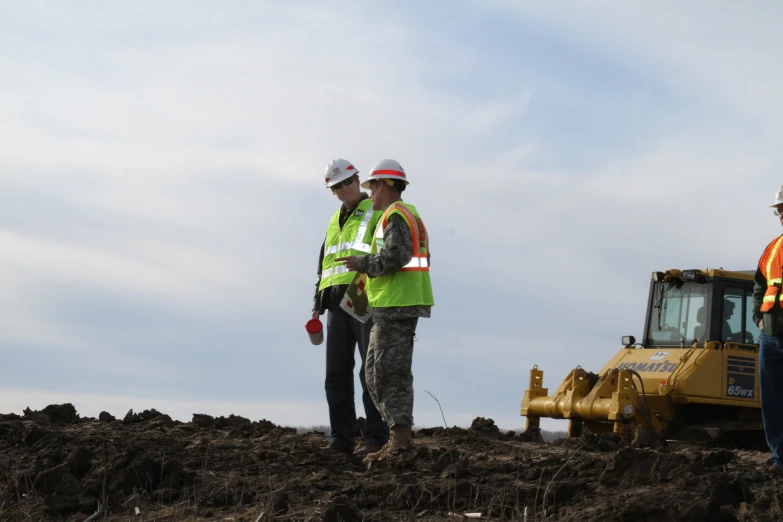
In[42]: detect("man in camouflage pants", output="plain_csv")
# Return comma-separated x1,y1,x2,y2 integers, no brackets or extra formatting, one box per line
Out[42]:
336,159,434,464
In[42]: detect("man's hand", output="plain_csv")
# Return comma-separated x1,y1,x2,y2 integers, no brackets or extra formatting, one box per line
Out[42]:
312,310,319,320
759,319,765,330
335,256,358,271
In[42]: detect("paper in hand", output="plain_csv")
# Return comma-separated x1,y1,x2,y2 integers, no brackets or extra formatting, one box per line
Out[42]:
340,272,373,323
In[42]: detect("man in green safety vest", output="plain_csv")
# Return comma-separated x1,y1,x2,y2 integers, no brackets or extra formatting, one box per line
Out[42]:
312,158,389,457
336,159,434,464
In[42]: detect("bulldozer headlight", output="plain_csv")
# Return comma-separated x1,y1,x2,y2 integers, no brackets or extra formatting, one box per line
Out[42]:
622,335,636,347
622,404,635,418
682,269,705,282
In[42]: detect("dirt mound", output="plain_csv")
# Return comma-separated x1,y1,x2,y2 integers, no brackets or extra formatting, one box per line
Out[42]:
18,403,79,425
0,405,781,521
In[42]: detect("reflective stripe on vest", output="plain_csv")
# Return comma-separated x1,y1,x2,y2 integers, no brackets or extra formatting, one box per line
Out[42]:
324,209,375,255
760,235,783,312
402,257,429,270
321,264,351,278
324,241,372,255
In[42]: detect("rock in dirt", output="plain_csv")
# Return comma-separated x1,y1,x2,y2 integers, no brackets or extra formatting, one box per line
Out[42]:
123,408,165,424
25,412,51,424
192,413,215,428
702,449,735,467
191,413,256,430
23,404,78,424
41,404,78,424
516,426,545,443
470,416,500,434
271,491,289,515
633,425,662,449
215,414,251,429
68,447,94,478
0,420,25,445
553,432,623,452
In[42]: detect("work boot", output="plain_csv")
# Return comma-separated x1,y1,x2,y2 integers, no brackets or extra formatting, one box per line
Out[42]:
362,426,412,464
353,441,386,458
387,426,412,453
362,441,390,463
324,440,354,456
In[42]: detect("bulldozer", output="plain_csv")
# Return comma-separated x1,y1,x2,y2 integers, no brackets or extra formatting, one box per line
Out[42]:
521,268,765,446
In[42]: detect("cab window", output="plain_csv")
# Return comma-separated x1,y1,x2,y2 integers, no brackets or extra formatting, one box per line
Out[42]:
745,293,761,343
723,287,759,344
648,282,708,345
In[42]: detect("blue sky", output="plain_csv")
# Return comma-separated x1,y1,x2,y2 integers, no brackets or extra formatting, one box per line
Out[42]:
1,0,782,431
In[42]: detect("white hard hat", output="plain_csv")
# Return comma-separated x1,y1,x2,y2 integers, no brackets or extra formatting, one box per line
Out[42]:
324,158,359,188
361,159,408,189
771,185,783,207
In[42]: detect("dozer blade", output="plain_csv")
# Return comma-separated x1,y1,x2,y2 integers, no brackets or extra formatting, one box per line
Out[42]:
522,365,664,441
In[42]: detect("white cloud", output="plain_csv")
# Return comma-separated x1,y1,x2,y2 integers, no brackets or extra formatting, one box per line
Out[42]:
486,0,783,126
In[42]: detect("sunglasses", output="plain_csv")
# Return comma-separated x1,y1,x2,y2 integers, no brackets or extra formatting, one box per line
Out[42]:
331,177,355,190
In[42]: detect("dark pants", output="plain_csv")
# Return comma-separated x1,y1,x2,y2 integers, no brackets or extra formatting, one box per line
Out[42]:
760,331,783,462
325,305,389,446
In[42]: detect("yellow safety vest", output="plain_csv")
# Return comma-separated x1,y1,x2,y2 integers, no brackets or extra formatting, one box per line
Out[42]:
319,199,381,290
366,201,434,308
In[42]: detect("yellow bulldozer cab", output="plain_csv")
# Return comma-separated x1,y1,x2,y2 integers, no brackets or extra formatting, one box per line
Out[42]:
521,268,763,443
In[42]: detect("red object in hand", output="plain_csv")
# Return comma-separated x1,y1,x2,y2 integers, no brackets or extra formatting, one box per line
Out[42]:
306,318,324,345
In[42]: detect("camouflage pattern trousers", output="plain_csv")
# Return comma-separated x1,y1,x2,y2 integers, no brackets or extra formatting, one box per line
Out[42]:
365,317,418,428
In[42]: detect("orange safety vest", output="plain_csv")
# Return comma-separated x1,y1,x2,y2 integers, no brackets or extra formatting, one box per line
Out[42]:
375,202,430,272
759,235,783,311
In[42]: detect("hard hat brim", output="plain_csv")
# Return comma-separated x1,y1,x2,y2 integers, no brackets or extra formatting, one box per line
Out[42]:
325,170,359,188
361,178,409,190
